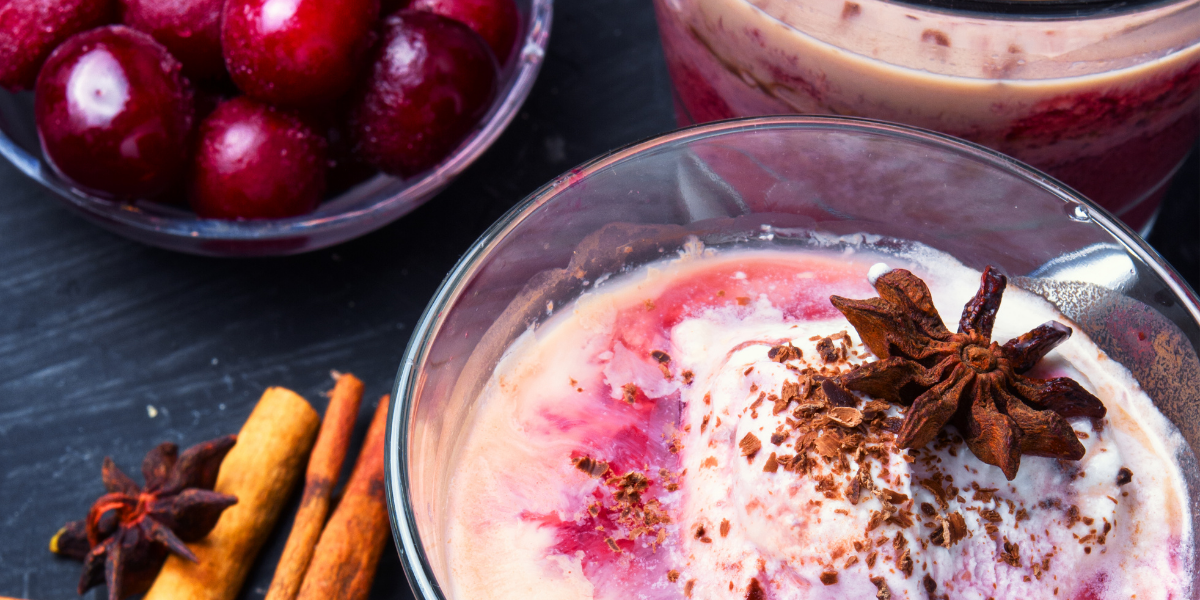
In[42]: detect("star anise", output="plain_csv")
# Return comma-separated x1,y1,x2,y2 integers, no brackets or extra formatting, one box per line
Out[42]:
50,436,238,600
829,267,1106,479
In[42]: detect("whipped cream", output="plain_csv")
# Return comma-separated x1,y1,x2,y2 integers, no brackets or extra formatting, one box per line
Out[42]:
445,245,1192,599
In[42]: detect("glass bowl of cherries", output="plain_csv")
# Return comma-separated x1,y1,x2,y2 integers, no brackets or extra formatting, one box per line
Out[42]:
0,0,551,256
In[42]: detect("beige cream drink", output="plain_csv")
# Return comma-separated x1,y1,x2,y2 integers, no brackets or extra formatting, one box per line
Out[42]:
652,0,1200,229
444,243,1192,599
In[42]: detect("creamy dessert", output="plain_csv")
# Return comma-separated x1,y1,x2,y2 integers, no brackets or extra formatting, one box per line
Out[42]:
652,0,1200,229
445,242,1192,599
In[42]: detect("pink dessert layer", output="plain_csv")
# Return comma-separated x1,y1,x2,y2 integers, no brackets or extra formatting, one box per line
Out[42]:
446,244,1193,599
652,0,1200,229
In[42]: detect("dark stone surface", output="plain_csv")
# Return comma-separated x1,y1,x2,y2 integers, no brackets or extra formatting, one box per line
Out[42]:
0,0,1193,599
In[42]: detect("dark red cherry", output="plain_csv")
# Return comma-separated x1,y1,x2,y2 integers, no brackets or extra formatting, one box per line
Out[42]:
119,0,226,82
222,0,379,107
348,10,497,178
408,0,519,64
0,0,114,90
189,97,328,219
35,26,194,198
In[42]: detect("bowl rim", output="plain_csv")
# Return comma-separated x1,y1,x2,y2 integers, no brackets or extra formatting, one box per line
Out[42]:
384,114,1200,600
0,0,553,253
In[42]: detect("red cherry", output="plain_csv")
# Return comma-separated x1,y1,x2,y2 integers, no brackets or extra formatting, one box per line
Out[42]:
0,0,114,91
35,26,194,198
189,97,328,219
119,0,226,82
222,0,380,107
408,0,519,64
348,10,497,178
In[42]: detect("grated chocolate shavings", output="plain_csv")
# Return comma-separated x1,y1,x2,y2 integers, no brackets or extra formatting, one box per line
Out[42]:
1067,505,1082,528
720,519,730,537
763,452,779,473
870,576,891,600
605,537,620,552
740,432,762,461
816,337,842,363
769,431,788,445
746,578,766,600
572,456,610,478
667,570,680,582
769,344,803,363
819,571,839,585
682,370,694,384
651,350,671,363
897,548,913,577
1117,467,1133,486
827,406,863,428
866,551,877,568
622,383,638,405
1000,541,1020,567
980,509,1003,523
684,580,695,598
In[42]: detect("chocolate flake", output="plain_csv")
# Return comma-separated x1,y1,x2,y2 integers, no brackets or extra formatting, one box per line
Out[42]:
746,578,766,600
740,432,762,461
816,337,842,363
763,452,779,473
1001,541,1020,567
667,570,680,582
819,571,839,585
622,383,638,405
897,548,913,577
571,456,610,478
604,537,620,552
720,519,730,537
827,407,863,428
1117,467,1133,486
684,580,695,598
651,350,671,363
769,344,802,363
871,576,891,600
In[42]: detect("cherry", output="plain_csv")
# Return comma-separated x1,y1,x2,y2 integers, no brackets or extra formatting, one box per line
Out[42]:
119,0,226,82
0,0,114,91
35,26,194,198
189,97,328,219
408,0,519,64
348,10,497,178
222,0,380,107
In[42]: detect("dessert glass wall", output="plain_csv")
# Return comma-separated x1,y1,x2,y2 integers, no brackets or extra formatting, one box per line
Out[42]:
385,117,1200,599
652,0,1200,232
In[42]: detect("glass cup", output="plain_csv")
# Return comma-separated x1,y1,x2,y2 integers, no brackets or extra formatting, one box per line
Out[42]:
385,116,1200,599
652,0,1200,232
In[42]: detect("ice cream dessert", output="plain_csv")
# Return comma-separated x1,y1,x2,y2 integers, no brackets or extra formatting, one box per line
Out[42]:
444,242,1193,599
652,0,1200,230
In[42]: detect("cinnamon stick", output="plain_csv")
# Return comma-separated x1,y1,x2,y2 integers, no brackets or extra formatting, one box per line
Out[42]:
265,372,365,600
296,396,392,600
143,387,320,600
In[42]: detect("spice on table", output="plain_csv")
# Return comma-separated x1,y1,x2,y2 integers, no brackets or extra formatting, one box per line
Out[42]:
296,396,391,600
830,266,1107,479
266,372,366,600
143,387,320,600
49,435,238,600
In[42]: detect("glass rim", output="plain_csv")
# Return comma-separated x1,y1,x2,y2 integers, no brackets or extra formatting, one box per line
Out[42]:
384,114,1200,600
0,0,553,249
883,0,1190,19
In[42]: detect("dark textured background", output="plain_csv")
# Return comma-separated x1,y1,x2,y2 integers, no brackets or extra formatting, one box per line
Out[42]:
0,1,1195,598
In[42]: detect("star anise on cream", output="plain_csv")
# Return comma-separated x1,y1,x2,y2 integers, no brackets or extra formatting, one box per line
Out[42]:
829,266,1106,479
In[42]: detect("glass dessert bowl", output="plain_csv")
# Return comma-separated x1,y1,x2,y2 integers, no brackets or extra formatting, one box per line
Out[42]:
386,116,1200,599
652,0,1200,233
0,0,551,257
